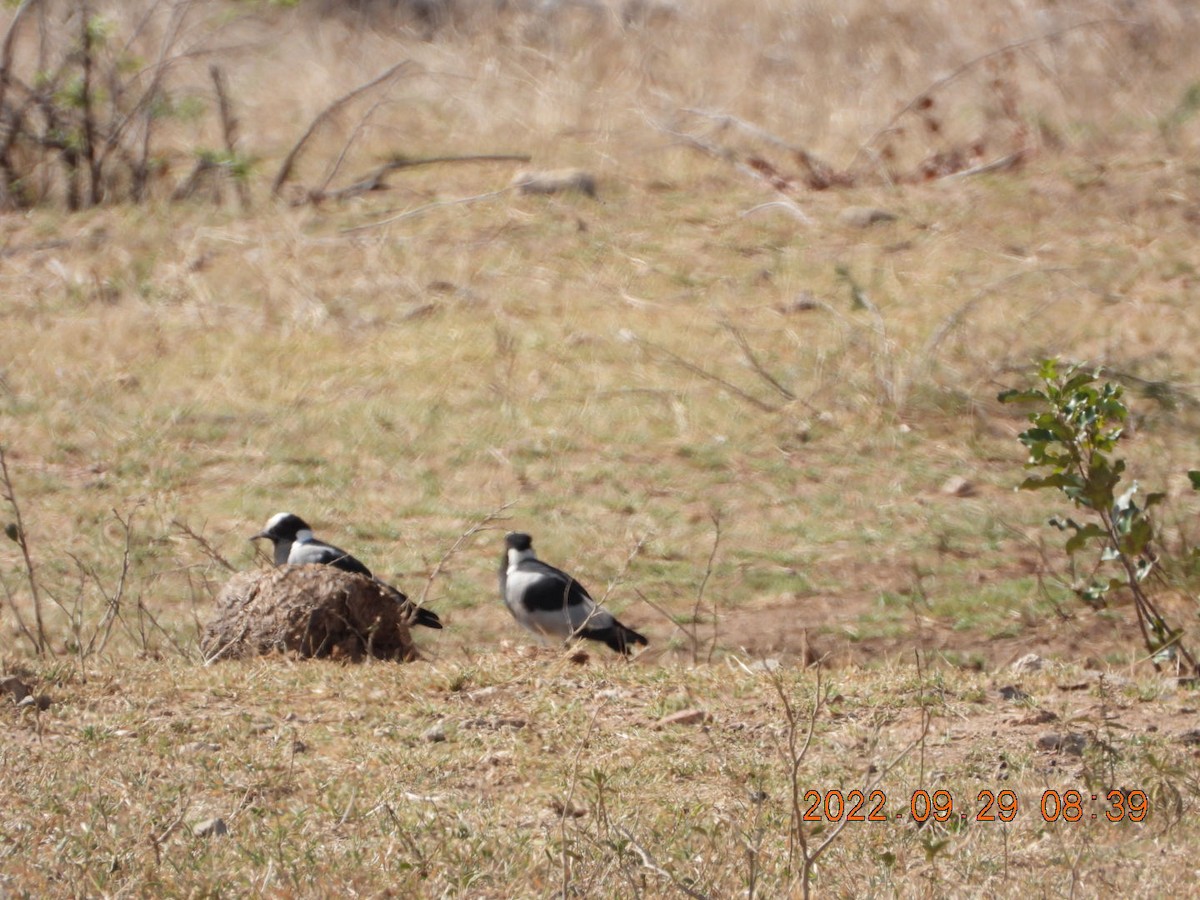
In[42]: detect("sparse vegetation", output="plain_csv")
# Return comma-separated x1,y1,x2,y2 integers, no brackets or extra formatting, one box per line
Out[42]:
1001,360,1200,678
4,0,1200,895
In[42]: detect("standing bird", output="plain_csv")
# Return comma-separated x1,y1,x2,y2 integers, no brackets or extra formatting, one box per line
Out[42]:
251,512,442,629
500,532,648,655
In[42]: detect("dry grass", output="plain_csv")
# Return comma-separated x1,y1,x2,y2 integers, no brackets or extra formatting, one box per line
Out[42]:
3,0,1200,894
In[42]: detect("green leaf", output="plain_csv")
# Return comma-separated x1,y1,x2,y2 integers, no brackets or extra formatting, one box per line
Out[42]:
998,389,1046,405
1020,473,1081,492
1188,470,1200,491
1064,523,1106,554
4,522,18,543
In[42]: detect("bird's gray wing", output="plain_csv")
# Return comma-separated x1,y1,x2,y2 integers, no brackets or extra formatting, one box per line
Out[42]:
290,540,373,577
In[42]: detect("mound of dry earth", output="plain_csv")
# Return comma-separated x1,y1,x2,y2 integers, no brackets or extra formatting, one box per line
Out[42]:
201,566,418,662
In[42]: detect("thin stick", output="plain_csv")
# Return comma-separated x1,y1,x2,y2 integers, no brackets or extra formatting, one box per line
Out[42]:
634,335,779,414
209,64,250,209
89,507,138,656
339,187,511,234
271,61,411,197
720,318,803,404
415,501,515,610
693,510,721,665
559,700,608,899
0,446,45,653
849,17,1125,171
922,267,1076,373
320,153,531,203
0,570,39,655
172,519,237,572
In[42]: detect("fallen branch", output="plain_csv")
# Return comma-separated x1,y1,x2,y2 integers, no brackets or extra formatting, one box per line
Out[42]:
649,114,814,224
680,106,848,190
634,335,780,414
415,501,514,611
0,445,46,654
209,64,250,209
317,153,531,204
849,17,1126,172
271,61,412,198
339,187,511,234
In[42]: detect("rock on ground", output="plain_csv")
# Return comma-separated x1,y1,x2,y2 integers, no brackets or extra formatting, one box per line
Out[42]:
201,566,418,663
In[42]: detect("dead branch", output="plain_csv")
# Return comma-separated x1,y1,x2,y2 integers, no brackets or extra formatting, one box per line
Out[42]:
650,115,814,224
921,267,1076,374
173,519,237,573
339,187,512,233
680,106,848,190
720,318,806,406
316,153,531,204
271,61,412,198
849,17,1126,173
415,501,514,611
209,64,250,209
0,445,46,654
634,334,780,414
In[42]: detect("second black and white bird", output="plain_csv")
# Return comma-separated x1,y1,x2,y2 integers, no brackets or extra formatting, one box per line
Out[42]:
500,532,648,655
252,512,442,629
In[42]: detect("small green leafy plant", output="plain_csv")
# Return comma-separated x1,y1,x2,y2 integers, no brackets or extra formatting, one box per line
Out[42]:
999,359,1198,677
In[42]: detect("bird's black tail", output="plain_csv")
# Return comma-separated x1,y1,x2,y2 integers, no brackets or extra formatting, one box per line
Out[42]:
590,621,648,655
411,605,443,630
376,578,443,629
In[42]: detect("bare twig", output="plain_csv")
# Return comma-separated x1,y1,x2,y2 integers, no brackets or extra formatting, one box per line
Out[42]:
559,699,608,899
87,507,139,657
271,61,412,197
922,267,1076,374
633,586,693,649
79,3,101,206
679,105,845,190
339,187,512,234
0,570,39,655
416,501,515,610
694,510,721,665
318,153,532,203
172,519,238,573
720,318,805,405
615,826,712,900
649,114,814,224
634,335,779,414
0,445,45,654
209,64,250,209
850,17,1126,172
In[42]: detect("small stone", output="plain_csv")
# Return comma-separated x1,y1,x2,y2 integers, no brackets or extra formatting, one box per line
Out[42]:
567,649,590,665
179,741,220,754
511,168,597,198
1037,732,1087,755
422,721,448,743
655,708,710,728
1178,729,1200,746
1,676,31,704
548,798,588,818
941,476,976,497
837,206,899,228
748,658,783,673
193,818,228,838
1011,653,1044,674
998,685,1030,702
1011,709,1057,726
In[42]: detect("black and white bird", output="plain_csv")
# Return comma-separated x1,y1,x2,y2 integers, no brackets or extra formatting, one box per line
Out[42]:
500,532,648,655
251,512,442,629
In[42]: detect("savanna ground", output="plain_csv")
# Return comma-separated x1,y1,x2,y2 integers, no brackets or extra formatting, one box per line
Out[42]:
3,0,1200,895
